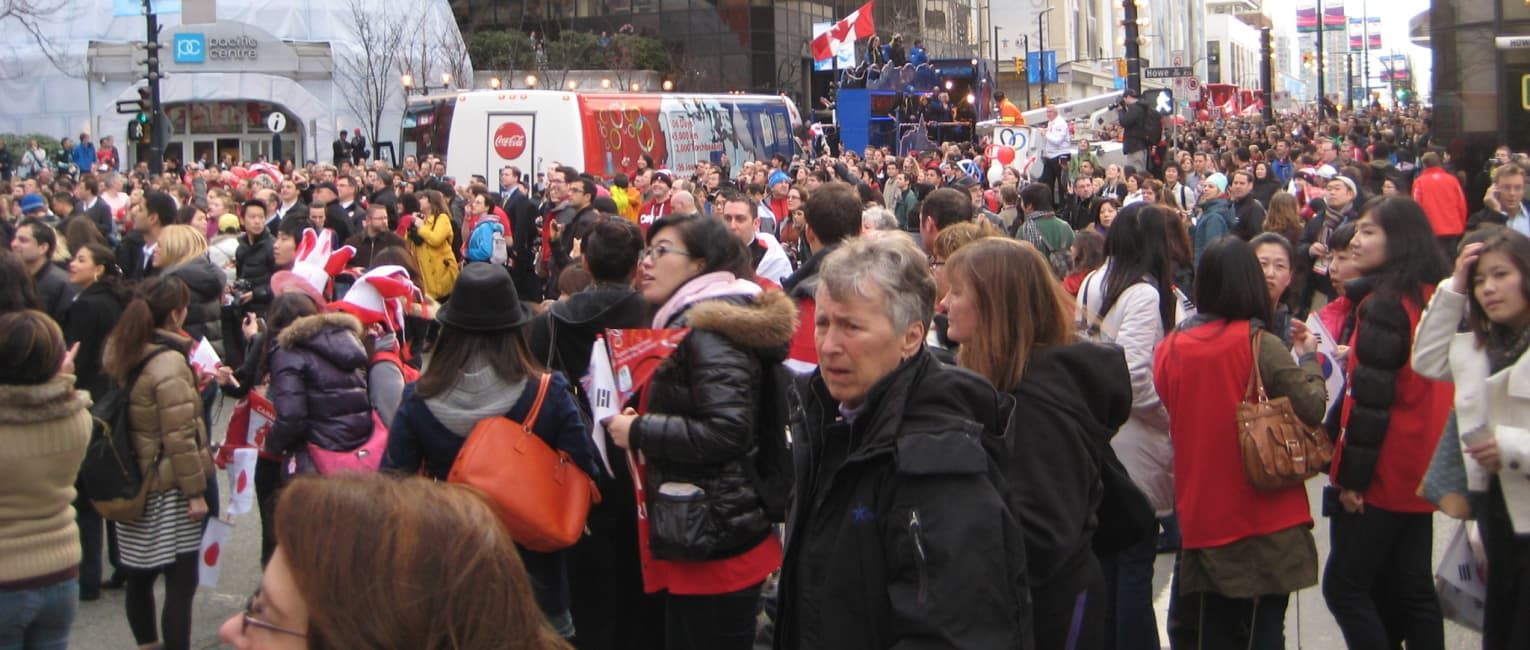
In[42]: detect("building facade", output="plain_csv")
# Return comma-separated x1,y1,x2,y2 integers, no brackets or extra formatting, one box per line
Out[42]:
1428,0,1530,159
450,0,982,103
0,0,466,168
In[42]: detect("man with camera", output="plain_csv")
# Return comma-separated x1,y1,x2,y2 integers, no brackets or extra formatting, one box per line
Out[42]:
1116,89,1156,174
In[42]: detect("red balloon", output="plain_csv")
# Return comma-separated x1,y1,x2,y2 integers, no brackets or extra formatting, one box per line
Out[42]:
1197,109,1211,121
997,146,1016,166
983,144,999,160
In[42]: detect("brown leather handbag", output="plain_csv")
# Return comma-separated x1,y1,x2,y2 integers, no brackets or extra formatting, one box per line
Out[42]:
449,374,601,552
1236,330,1334,490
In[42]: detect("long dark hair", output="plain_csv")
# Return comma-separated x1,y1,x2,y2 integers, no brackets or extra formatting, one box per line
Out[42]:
646,212,751,279
255,293,322,382
415,325,543,399
1193,238,1272,325
104,275,191,384
78,243,130,304
1101,204,1176,332
1356,195,1450,304
0,250,41,313
1466,229,1530,347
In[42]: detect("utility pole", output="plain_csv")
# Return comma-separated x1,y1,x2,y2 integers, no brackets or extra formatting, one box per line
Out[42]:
1315,0,1326,115
994,26,1002,82
1361,0,1370,107
1260,26,1274,122
1122,0,1141,95
140,0,165,174
1346,52,1354,112
1038,8,1053,105
1023,35,1031,108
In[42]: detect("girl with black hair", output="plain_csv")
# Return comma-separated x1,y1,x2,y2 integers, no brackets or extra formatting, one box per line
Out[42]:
1250,232,1296,345
62,242,131,599
1154,238,1328,649
1413,229,1530,649
1322,195,1452,650
102,275,217,650
1075,203,1188,650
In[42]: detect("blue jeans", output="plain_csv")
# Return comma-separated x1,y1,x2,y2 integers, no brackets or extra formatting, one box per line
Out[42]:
0,579,78,650
1101,527,1160,650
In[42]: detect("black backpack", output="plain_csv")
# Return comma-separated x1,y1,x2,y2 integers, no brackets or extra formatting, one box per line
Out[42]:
746,362,795,523
81,349,174,522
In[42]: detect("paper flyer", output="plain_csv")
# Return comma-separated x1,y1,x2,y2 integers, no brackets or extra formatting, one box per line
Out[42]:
188,337,223,375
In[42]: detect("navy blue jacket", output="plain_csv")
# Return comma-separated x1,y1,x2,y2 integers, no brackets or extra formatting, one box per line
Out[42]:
382,371,600,619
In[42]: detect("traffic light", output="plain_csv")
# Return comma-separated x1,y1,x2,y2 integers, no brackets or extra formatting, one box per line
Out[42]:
1015,56,1025,76
115,86,151,123
1117,58,1128,78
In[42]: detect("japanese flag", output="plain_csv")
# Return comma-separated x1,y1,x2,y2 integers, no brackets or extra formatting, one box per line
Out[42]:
198,518,234,589
226,448,258,517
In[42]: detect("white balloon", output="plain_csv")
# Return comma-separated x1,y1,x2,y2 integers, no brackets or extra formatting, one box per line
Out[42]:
987,161,1005,185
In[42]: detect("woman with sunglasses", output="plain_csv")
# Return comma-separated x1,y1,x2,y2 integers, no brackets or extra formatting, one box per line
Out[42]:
219,474,571,649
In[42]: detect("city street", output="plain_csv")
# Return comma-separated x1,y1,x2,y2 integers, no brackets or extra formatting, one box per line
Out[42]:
66,395,1483,649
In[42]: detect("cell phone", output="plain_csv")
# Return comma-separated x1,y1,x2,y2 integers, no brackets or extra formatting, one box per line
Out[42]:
1461,424,1495,448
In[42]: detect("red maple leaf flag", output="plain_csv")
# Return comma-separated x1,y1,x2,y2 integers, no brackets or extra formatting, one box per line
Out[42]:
810,1,876,63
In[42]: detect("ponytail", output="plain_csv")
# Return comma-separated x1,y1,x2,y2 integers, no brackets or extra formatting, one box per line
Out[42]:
103,276,191,384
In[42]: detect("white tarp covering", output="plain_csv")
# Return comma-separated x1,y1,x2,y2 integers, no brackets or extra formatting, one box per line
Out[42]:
0,0,468,157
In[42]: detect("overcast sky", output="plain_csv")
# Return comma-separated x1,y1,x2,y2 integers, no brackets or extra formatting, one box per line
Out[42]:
1261,0,1433,96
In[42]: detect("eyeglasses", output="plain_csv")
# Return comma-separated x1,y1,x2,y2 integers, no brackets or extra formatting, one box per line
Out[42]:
641,244,695,261
241,589,307,639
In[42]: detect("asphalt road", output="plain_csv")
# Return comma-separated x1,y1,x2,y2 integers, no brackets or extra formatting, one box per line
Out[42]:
69,398,1483,649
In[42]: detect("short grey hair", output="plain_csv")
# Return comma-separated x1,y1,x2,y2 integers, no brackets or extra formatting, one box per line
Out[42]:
861,207,899,231
817,235,935,333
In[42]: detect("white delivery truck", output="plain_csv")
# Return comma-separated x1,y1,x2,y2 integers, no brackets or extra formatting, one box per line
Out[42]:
401,89,803,182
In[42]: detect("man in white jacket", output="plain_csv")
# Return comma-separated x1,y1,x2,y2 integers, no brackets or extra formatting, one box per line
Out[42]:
1040,105,1075,192
718,190,792,286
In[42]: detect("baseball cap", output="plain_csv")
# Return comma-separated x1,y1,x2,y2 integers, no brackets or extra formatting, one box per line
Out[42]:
1122,88,1141,98
18,193,46,214
1328,176,1357,195
768,170,791,188
314,181,338,195
218,213,240,233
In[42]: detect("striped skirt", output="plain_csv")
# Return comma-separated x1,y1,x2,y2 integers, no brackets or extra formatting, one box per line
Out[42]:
118,489,206,570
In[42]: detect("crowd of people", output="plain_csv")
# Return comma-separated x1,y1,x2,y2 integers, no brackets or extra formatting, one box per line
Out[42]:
2,98,1530,650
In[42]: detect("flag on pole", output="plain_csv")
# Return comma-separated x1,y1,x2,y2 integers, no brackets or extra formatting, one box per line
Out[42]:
810,1,876,63
225,448,258,517
585,336,619,477
198,517,234,588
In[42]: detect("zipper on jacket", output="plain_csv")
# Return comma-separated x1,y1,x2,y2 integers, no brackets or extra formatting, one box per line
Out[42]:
909,508,929,605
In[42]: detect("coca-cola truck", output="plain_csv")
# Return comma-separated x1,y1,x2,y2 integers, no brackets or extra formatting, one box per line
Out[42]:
401,90,802,182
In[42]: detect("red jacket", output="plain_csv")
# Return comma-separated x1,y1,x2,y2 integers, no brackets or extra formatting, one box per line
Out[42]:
1155,320,1313,549
1411,166,1468,237
1333,286,1453,513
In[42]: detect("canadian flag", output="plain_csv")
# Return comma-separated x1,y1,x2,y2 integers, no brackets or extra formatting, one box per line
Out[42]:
811,1,876,63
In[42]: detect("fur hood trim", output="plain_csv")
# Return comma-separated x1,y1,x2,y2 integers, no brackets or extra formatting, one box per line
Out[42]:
277,312,364,349
0,374,91,425
685,289,799,349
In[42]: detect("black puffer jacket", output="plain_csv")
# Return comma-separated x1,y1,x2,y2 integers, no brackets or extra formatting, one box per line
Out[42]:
628,289,797,561
264,313,373,472
235,230,275,313
776,349,1030,650
1334,280,1411,492
165,255,227,358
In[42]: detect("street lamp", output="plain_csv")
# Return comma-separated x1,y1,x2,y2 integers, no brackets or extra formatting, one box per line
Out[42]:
525,74,538,88
601,78,612,89
400,72,416,95
1038,7,1055,105
441,72,453,88
489,77,502,90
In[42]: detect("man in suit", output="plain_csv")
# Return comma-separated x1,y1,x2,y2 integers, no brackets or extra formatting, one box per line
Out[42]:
499,165,542,302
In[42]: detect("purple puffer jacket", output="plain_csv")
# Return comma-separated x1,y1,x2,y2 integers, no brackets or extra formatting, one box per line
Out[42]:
263,313,373,464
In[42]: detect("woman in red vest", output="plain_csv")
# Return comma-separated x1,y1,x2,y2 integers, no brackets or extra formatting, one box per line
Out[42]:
1323,195,1452,649
1154,238,1328,649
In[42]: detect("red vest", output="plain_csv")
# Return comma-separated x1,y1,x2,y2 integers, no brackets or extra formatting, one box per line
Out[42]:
1155,320,1313,550
1334,287,1453,513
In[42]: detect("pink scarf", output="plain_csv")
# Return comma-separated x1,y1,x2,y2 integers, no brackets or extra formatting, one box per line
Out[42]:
652,271,761,328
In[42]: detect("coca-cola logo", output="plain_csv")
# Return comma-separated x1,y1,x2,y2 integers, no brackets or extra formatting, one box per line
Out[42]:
493,122,527,160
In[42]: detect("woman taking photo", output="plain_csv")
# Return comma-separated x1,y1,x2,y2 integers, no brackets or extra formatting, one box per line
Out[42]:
103,276,217,650
942,237,1131,650
601,213,797,650
1075,203,1184,650
409,189,459,301
1153,238,1328,649
1412,230,1530,649
154,224,227,358
1322,195,1451,649
219,475,572,649
384,264,598,639
0,311,92,648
